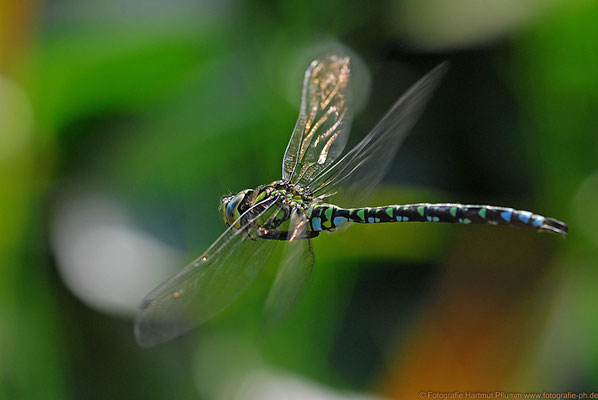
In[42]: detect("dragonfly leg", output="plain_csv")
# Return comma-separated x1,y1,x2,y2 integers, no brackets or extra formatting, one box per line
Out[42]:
259,229,319,241
246,230,259,241
265,205,290,229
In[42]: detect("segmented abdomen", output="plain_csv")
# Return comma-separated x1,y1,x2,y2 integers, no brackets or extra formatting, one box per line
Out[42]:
308,203,567,235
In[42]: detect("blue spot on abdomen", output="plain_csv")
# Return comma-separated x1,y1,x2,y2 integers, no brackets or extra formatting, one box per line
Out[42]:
531,216,544,227
518,211,532,224
311,217,322,231
333,216,348,227
501,211,513,222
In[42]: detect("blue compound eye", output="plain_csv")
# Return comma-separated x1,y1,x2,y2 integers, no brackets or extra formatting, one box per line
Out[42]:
224,192,246,227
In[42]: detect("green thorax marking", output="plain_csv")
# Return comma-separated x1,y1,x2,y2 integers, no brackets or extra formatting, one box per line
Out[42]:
252,182,314,210
254,190,267,203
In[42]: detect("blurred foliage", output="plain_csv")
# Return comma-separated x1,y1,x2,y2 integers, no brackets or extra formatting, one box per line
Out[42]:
1,0,597,399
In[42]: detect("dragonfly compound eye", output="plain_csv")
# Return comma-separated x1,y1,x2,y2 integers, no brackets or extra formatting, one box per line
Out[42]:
222,190,253,228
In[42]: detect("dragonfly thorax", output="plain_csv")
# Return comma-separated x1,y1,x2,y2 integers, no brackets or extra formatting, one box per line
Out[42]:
220,181,313,229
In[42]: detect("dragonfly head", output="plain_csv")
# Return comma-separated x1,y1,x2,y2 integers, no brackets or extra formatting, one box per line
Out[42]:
220,189,254,228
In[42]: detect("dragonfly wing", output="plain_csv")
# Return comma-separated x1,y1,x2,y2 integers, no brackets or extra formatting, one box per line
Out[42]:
307,62,448,207
263,211,314,325
282,54,353,186
135,200,280,347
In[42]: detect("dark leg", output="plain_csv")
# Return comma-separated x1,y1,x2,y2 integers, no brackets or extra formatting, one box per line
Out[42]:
259,229,319,241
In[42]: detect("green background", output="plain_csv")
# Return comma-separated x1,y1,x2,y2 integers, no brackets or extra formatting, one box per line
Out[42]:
1,0,597,398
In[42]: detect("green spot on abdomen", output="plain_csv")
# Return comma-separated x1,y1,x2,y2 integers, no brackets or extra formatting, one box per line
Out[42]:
385,208,393,218
478,207,487,218
356,209,365,221
450,207,457,217
324,206,333,220
417,205,425,216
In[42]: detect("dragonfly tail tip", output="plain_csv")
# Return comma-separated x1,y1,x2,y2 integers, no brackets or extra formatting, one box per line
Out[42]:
541,217,568,236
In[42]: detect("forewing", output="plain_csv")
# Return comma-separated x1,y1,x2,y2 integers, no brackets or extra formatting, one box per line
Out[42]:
263,211,314,325
135,200,280,347
282,54,353,186
307,62,448,207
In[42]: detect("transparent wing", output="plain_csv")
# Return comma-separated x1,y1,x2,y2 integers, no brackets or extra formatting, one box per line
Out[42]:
307,62,448,208
263,210,314,325
135,199,280,347
282,54,353,186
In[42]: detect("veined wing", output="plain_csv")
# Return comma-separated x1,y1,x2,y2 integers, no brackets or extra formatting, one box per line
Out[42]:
263,210,314,324
307,62,448,208
135,199,280,347
282,54,353,186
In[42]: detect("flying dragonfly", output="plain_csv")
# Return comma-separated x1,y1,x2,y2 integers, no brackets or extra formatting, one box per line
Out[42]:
135,54,568,346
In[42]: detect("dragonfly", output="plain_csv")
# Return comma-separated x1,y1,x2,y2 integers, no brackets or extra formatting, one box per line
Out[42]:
135,54,568,346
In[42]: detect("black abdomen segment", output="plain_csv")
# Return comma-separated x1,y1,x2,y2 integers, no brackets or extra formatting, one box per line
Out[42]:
309,203,567,235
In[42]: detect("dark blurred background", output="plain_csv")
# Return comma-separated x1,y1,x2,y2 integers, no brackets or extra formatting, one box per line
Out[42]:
1,0,597,399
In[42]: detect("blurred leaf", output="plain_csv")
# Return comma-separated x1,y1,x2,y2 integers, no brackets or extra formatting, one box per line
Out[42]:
32,26,226,136
510,1,598,205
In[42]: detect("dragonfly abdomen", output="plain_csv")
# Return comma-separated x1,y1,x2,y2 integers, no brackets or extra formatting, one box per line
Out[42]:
309,203,567,235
